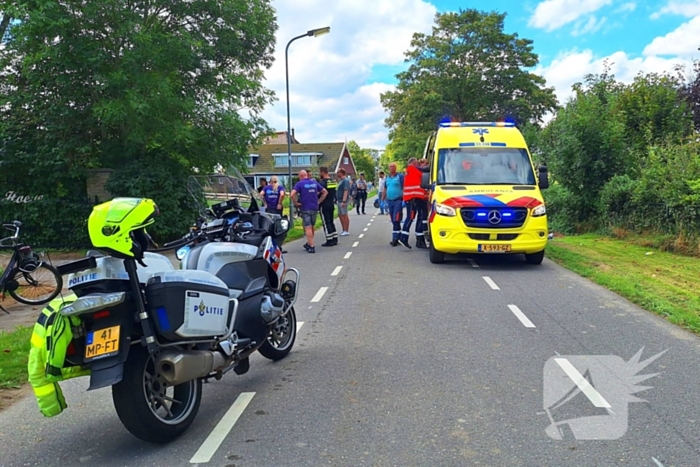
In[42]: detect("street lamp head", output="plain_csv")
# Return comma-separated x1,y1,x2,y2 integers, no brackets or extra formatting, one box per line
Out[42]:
308,26,331,37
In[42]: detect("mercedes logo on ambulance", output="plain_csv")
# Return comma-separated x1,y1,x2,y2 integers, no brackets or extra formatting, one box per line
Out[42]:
488,210,502,224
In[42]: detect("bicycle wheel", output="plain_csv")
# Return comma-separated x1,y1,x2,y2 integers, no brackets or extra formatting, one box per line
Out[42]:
7,263,63,305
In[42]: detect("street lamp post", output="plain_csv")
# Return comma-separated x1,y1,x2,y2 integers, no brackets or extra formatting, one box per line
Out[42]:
285,26,330,223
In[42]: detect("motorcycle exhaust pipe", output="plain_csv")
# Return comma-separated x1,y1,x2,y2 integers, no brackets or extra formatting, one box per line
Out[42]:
156,349,227,386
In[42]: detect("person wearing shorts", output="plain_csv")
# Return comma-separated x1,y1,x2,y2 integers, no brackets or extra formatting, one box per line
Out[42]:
335,168,350,235
291,170,327,253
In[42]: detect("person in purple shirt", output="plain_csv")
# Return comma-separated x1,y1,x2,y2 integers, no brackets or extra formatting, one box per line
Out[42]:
291,170,327,253
260,175,285,215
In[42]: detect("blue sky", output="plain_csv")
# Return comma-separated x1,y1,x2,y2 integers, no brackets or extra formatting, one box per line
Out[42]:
260,0,700,149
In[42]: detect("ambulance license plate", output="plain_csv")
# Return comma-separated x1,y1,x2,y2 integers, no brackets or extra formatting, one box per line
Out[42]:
479,244,512,252
85,325,120,360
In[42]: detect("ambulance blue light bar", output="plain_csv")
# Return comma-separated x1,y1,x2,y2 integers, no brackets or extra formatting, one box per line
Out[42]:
439,122,515,128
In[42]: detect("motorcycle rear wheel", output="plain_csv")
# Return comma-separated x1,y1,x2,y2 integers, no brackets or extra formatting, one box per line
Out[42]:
112,346,202,443
259,306,297,361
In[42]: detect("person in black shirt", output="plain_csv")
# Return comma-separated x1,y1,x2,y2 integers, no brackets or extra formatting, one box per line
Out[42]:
318,166,338,247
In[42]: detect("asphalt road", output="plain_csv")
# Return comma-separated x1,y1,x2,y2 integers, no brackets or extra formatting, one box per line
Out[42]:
1,203,699,467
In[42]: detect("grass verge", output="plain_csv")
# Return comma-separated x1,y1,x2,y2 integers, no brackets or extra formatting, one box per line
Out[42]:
546,234,700,335
0,326,32,389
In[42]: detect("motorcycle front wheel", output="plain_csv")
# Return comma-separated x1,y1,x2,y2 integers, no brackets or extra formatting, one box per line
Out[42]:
112,346,202,443
258,306,297,361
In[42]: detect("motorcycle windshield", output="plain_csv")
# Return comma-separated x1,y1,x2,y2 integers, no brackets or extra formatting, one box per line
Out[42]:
187,167,263,216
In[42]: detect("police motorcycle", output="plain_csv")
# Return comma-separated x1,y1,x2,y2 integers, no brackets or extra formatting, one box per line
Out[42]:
50,191,299,444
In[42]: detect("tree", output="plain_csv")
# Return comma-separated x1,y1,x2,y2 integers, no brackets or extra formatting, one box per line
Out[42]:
0,0,277,242
380,8,557,163
346,140,377,182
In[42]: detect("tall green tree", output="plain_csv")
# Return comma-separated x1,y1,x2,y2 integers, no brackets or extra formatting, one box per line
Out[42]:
380,8,557,163
346,140,377,182
0,0,277,242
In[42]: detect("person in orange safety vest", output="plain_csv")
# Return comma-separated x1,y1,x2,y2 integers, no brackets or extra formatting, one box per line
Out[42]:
399,157,430,249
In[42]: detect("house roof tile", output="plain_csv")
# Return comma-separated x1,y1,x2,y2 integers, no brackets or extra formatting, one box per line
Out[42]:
246,142,346,174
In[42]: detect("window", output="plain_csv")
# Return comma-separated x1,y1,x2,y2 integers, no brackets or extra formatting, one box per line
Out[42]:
247,154,258,168
343,157,349,165
273,153,321,167
436,148,535,186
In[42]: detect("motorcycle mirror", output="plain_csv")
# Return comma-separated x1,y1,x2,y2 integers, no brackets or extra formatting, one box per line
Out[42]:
274,218,290,236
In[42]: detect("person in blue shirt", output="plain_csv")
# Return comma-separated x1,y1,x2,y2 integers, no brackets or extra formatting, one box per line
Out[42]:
382,162,405,247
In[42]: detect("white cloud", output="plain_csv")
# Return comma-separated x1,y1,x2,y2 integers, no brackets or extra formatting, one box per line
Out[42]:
528,0,612,31
651,0,700,19
617,2,637,12
571,16,607,36
643,15,700,56
259,0,437,148
535,49,691,105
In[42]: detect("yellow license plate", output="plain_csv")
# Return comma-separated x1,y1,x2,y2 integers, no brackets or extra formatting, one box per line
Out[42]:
479,244,512,252
85,325,120,360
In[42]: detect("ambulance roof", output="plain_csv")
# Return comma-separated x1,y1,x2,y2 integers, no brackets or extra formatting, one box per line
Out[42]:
436,122,527,149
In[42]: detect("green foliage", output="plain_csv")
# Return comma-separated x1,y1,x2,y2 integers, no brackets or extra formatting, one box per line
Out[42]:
346,140,377,182
105,157,200,243
380,8,557,163
542,183,580,235
0,0,277,247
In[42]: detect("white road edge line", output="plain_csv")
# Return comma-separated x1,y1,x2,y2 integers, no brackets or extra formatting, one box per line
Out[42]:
352,241,359,247
344,252,352,259
467,259,479,268
508,304,536,328
359,234,364,239
331,266,342,276
311,287,328,303
652,457,666,467
296,321,304,332
189,392,256,464
483,276,500,290
554,358,611,408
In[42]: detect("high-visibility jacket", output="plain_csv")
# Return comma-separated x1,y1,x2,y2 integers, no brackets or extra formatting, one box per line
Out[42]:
28,294,90,417
403,165,428,201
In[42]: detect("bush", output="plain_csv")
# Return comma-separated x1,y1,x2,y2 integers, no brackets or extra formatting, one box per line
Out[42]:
543,183,580,234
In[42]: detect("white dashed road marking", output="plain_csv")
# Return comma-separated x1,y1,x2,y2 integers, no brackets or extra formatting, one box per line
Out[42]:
352,241,359,247
331,266,342,276
189,392,256,464
483,276,500,290
344,252,352,259
359,234,364,238
367,223,371,226
296,321,304,332
467,259,479,268
311,287,328,303
554,358,611,408
363,228,368,231
508,304,536,328
652,457,666,467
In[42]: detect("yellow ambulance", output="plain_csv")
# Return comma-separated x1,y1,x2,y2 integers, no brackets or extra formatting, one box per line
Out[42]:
421,122,550,264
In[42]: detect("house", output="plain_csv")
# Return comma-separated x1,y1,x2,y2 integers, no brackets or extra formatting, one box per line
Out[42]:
242,140,357,189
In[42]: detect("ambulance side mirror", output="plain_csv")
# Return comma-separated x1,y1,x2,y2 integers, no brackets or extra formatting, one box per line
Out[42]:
538,165,549,190
420,172,431,190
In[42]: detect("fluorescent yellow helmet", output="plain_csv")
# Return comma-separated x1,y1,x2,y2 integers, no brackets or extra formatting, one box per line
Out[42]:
88,198,159,259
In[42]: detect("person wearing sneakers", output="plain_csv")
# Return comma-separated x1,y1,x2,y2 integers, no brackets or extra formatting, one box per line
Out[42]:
400,157,430,249
383,162,405,247
291,170,327,254
318,166,338,247
336,168,351,236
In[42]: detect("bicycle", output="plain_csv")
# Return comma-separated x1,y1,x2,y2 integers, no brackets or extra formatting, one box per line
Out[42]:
0,220,63,313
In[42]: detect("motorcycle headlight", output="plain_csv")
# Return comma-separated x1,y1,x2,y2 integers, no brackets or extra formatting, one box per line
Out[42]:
435,203,456,217
532,204,546,217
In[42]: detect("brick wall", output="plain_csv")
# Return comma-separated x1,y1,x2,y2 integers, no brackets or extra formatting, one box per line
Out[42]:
86,169,113,204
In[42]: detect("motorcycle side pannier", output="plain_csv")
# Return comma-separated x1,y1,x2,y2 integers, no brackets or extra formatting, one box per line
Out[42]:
146,270,232,341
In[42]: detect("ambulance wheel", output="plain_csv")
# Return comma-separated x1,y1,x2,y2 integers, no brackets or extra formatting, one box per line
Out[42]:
112,346,202,444
259,306,297,361
525,250,545,265
429,242,445,264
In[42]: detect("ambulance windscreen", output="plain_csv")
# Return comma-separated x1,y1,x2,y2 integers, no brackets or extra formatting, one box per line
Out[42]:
436,148,535,186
